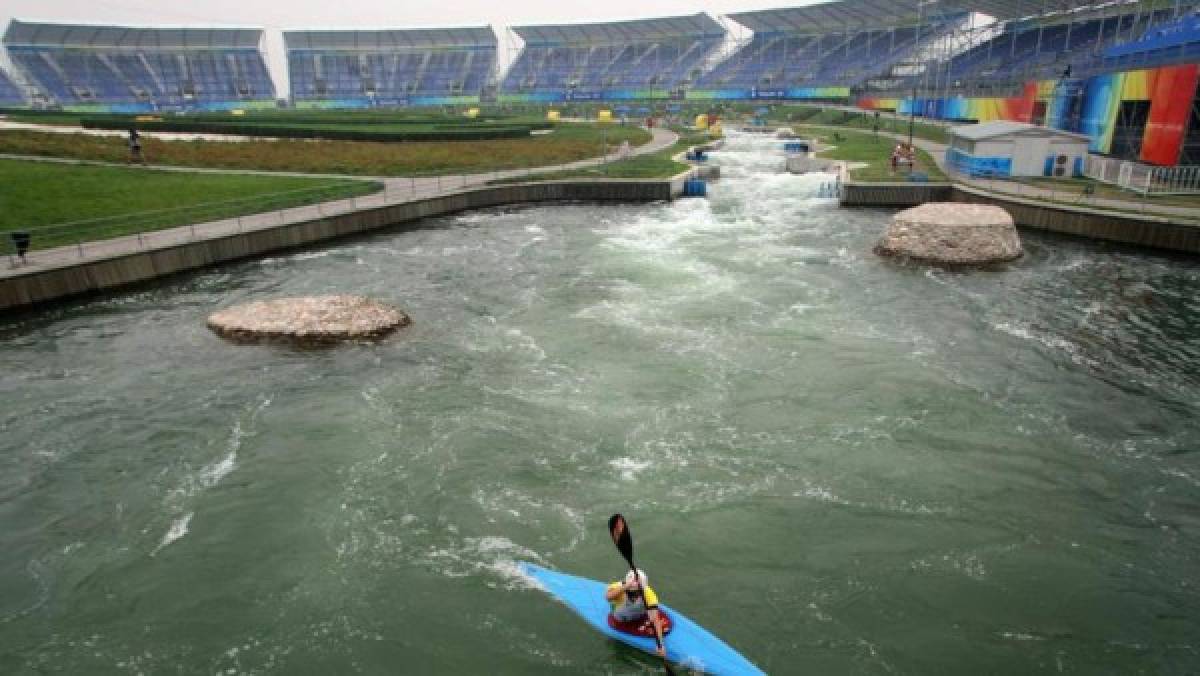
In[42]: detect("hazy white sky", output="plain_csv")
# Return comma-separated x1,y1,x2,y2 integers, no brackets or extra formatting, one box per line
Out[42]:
2,0,805,92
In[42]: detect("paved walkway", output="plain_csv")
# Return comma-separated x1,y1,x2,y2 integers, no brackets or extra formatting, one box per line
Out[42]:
802,122,1200,222
1,126,680,278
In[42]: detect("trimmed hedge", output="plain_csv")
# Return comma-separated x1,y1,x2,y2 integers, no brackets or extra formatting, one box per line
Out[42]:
81,118,536,142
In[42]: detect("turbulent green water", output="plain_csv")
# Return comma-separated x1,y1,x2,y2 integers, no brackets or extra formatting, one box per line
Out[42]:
2,133,1199,675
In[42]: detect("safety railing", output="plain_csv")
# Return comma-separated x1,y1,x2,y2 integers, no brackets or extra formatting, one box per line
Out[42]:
1085,155,1200,195
0,181,384,266
1,150,663,268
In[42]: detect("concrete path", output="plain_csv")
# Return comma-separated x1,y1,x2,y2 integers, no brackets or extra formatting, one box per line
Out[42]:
801,122,1200,221
1,126,680,278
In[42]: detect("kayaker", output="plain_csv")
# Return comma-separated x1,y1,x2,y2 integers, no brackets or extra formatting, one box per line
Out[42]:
605,568,667,656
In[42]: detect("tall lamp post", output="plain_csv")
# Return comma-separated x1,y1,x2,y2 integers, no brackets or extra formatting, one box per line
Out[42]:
909,0,927,148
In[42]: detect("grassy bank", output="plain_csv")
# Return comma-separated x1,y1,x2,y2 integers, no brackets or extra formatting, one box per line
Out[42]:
494,129,709,182
0,122,651,177
1007,176,1200,210
781,105,951,144
8,109,552,141
794,125,946,181
0,159,379,250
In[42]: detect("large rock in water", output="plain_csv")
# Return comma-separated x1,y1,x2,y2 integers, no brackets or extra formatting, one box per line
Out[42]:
874,202,1022,265
207,295,410,346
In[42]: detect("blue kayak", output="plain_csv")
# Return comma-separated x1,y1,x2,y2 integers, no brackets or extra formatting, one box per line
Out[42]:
520,562,765,675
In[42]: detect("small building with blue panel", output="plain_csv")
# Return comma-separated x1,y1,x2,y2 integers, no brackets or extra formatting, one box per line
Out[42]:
945,121,1090,178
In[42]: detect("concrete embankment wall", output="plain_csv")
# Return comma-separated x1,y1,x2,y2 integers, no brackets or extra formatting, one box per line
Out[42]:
949,186,1200,254
840,181,954,207
841,180,1200,254
1,180,675,312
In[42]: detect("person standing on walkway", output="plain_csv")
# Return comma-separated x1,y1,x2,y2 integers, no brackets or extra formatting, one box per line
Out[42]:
128,128,143,164
10,231,30,266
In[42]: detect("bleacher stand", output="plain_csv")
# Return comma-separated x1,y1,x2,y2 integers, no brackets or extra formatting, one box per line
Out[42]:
2,20,274,111
284,27,496,106
501,14,724,99
914,1,1200,94
700,5,957,91
0,67,24,105
1102,11,1200,70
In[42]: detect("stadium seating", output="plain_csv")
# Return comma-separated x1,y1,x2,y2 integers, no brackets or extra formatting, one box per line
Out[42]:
285,28,496,104
929,7,1198,90
3,20,274,110
697,26,926,89
502,14,724,97
1102,11,1200,71
0,67,23,105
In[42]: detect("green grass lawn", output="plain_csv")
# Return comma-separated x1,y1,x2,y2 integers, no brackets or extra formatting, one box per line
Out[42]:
491,129,710,182
0,122,651,177
0,159,380,251
777,106,951,144
1007,176,1200,210
794,125,947,181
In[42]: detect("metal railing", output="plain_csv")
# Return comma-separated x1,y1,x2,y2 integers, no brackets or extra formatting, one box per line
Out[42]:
1,181,384,265
1085,155,1200,195
1,149,660,268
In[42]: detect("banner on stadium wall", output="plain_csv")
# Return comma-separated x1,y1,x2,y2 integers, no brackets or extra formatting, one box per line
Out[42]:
62,100,277,114
499,89,675,103
875,82,1038,123
295,95,480,108
686,87,850,101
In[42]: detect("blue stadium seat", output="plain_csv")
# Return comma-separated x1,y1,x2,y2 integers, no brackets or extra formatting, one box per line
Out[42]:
501,14,723,98
285,27,496,105
3,21,275,110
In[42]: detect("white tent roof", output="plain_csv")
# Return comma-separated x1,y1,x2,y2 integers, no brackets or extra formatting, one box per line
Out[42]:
284,26,496,51
3,19,263,49
513,13,723,46
951,120,1091,141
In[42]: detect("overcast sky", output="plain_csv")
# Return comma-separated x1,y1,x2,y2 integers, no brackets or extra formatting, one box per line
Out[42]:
2,0,809,93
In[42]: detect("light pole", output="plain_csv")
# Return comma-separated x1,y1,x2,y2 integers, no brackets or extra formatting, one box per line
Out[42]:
601,120,609,175
909,0,926,148
907,0,936,148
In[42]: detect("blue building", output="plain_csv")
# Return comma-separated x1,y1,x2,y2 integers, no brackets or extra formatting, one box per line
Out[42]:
946,120,1091,177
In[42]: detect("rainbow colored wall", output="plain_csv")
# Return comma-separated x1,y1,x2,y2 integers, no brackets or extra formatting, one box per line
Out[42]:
858,64,1200,166
859,83,1038,124
1079,64,1198,164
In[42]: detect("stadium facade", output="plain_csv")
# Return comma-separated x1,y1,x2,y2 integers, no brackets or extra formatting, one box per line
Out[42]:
499,14,725,102
1,0,1198,164
2,20,274,112
284,27,497,108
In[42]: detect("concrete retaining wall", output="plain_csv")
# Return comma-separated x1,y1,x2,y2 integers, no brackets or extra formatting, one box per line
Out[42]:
1,180,673,312
952,185,1200,254
840,181,954,207
841,180,1200,254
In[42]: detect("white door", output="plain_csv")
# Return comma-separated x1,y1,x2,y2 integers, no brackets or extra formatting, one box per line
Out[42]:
1013,137,1050,176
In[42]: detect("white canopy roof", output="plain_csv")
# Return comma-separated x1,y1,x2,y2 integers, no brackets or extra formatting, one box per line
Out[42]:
513,13,723,46
3,19,263,49
284,26,496,51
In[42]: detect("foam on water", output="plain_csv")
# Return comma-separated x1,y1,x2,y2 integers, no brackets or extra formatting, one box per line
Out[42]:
152,512,192,556
4,130,1200,674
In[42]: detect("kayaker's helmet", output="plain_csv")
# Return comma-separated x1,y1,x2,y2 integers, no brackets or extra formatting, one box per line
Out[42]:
624,569,649,588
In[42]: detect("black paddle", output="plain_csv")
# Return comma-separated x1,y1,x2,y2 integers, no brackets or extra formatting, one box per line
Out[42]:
608,513,674,675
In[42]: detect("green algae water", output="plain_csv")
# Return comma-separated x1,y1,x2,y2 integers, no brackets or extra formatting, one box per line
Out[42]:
2,132,1199,674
